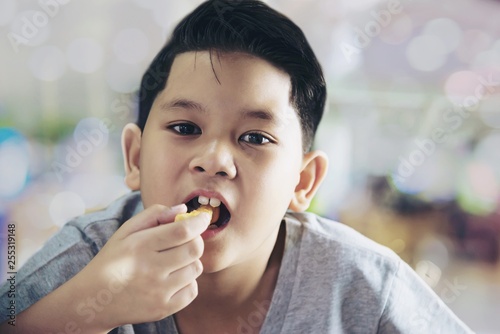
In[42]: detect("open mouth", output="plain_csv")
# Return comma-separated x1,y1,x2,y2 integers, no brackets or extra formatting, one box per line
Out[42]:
186,196,231,229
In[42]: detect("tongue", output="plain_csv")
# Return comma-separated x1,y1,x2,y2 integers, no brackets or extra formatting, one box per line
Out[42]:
211,206,220,224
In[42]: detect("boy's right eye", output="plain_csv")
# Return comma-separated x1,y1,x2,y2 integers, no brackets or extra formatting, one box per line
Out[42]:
168,123,201,136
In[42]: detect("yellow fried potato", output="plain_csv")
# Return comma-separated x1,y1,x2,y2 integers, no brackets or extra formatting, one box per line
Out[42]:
175,205,213,222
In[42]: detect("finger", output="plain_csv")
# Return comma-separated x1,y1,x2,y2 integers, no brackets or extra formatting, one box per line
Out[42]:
165,281,199,316
164,262,203,313
166,259,203,296
150,236,204,273
116,204,187,238
135,211,211,251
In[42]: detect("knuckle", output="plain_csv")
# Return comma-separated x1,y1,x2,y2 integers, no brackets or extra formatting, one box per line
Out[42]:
187,281,199,300
149,203,165,216
187,236,204,258
159,282,198,319
194,259,203,276
173,224,191,241
187,260,203,278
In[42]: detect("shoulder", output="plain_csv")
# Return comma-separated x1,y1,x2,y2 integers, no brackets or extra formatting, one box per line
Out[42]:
278,212,473,333
284,211,402,294
285,210,400,267
284,210,403,294
64,191,143,249
277,212,403,331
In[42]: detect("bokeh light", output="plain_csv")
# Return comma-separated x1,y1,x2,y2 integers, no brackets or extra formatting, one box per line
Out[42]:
49,191,86,227
340,0,383,11
406,34,447,72
29,45,66,81
73,117,109,152
456,30,492,64
458,161,499,216
379,13,413,45
472,47,500,71
67,38,104,74
105,61,143,93
478,94,500,128
67,173,129,210
418,150,458,202
0,0,17,26
113,28,150,64
473,133,500,177
422,18,462,54
444,70,481,105
0,128,30,200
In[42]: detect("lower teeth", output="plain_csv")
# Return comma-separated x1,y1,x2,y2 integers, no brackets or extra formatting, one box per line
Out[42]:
208,224,218,230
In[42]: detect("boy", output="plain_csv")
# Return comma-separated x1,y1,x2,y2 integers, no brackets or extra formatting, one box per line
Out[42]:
0,0,472,333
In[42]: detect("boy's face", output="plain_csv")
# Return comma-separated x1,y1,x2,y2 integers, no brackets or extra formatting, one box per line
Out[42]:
133,51,305,272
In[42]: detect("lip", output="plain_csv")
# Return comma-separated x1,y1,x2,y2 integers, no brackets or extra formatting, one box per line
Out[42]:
201,222,229,240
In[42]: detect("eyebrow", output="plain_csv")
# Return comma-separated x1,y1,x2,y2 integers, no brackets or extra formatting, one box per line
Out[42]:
242,109,276,123
160,98,279,124
160,99,207,114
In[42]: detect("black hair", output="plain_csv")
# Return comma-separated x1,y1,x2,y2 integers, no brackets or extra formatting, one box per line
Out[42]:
137,0,326,152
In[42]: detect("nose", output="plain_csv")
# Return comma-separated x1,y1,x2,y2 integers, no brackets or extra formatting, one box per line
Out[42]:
189,141,237,179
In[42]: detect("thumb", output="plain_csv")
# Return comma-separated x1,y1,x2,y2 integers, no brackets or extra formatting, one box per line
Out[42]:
116,204,187,238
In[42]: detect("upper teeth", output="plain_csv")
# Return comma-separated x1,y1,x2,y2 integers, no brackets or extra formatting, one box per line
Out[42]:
198,196,221,207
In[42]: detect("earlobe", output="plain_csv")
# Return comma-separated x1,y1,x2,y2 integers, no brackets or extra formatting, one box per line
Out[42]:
121,123,142,191
289,150,329,212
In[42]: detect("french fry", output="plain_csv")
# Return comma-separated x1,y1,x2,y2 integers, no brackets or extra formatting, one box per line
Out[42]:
175,205,213,222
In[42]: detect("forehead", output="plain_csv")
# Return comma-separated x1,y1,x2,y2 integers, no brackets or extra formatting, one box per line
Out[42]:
158,51,296,119
168,50,290,88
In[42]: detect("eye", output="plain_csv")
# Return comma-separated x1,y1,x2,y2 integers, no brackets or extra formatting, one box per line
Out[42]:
240,132,272,145
168,123,201,136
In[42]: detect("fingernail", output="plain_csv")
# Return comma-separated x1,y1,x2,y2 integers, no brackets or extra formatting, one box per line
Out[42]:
200,212,212,223
171,204,186,212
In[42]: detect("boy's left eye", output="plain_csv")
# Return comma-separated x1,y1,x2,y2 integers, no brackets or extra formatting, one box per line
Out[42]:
240,133,272,145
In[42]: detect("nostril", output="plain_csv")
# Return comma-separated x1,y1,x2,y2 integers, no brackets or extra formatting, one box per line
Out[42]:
216,171,228,177
194,166,205,172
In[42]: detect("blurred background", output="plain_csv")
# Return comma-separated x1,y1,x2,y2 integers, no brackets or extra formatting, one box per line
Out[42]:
0,0,499,332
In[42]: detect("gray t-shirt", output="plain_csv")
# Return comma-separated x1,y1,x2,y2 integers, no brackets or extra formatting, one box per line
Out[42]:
0,191,473,333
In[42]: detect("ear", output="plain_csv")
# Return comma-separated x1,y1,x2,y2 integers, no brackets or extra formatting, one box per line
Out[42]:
289,150,328,212
121,123,142,191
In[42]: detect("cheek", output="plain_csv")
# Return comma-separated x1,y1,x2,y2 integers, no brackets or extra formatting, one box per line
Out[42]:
246,155,301,214
141,132,181,169
139,137,185,205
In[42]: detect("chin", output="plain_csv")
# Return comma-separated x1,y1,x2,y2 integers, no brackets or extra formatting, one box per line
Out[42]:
199,251,236,275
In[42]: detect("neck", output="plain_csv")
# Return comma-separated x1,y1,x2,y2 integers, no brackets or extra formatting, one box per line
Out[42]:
175,222,286,334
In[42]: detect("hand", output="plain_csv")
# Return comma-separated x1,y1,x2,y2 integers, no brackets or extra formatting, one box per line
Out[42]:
76,204,211,330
